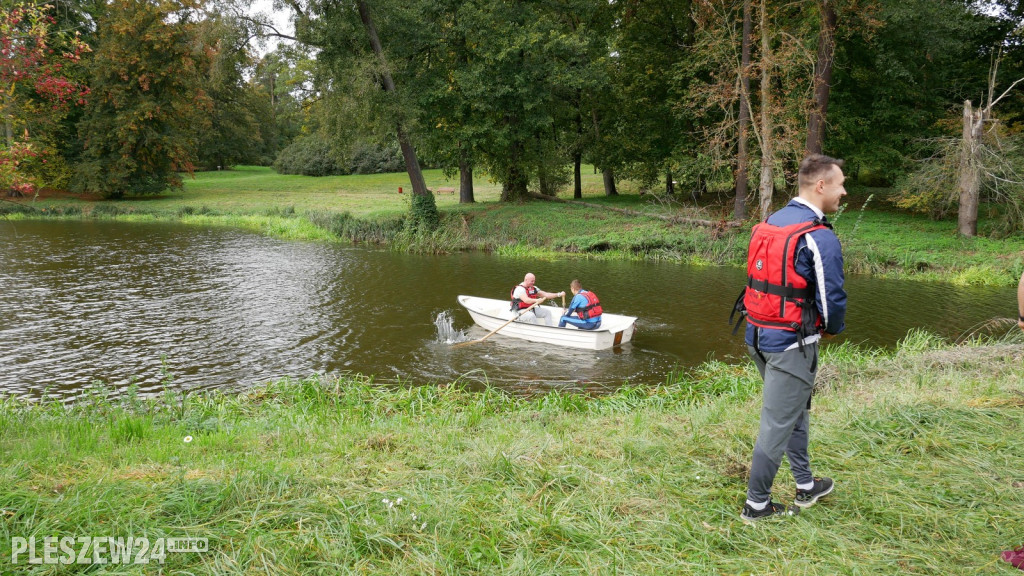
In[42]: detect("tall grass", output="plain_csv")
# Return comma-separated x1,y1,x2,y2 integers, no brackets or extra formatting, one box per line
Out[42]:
2,336,1023,574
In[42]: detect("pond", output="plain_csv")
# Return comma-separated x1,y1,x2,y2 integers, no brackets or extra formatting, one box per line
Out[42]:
0,220,1015,399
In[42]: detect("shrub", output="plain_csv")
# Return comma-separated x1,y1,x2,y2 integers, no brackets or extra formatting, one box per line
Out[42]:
273,136,348,177
348,141,405,175
409,193,439,232
306,211,405,244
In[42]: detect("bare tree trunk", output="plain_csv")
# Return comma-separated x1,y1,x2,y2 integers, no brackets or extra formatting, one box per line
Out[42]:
590,108,617,196
806,0,837,155
500,142,529,202
602,168,618,196
758,0,775,221
958,99,984,237
666,169,675,195
574,105,583,199
573,154,582,199
734,0,753,220
459,156,475,204
357,1,428,197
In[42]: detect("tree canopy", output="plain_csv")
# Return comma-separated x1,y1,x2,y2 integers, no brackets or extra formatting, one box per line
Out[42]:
4,0,1024,233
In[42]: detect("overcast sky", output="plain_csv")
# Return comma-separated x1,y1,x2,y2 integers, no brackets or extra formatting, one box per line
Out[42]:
248,0,294,54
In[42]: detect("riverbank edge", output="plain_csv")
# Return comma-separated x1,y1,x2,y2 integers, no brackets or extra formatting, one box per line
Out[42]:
1,333,1022,574
2,203,1021,287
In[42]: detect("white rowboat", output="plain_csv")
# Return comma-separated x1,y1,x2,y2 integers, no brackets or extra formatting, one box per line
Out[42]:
457,295,637,350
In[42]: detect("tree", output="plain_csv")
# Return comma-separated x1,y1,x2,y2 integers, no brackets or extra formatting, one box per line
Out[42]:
958,61,1024,236
687,0,820,220
734,0,753,220
194,14,266,170
355,1,428,198
252,46,315,160
612,0,696,196
827,0,989,182
73,0,211,198
295,0,439,225
453,0,562,202
755,0,776,220
410,0,482,203
0,2,89,195
805,0,837,155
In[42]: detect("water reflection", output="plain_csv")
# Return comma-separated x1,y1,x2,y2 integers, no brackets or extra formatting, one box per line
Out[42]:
0,220,1016,399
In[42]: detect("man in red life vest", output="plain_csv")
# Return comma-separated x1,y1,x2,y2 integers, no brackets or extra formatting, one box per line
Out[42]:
511,273,564,325
736,154,848,522
558,279,603,330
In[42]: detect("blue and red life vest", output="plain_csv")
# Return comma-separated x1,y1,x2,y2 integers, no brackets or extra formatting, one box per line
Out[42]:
737,219,830,334
511,284,539,310
577,290,603,320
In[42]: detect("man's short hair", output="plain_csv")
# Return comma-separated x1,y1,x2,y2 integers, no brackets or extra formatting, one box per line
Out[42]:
798,154,844,189
570,279,582,291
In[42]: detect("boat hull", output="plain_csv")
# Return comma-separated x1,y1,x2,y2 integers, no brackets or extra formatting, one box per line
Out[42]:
457,295,636,350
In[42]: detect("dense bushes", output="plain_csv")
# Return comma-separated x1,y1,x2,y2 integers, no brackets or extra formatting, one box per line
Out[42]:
273,135,348,177
273,136,406,177
348,141,405,175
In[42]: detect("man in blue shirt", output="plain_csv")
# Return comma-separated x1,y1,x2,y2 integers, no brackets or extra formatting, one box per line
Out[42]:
558,279,603,330
738,154,848,522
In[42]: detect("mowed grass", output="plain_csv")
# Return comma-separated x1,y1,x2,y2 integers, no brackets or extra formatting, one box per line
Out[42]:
1,332,1022,574
23,166,634,219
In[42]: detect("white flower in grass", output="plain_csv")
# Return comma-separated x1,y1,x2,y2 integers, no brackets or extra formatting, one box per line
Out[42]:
395,497,403,505
183,435,193,443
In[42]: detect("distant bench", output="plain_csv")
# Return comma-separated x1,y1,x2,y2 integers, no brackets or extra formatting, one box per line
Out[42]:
435,187,456,194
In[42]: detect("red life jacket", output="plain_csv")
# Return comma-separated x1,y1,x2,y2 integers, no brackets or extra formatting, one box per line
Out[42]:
741,219,829,333
511,284,538,310
578,290,603,320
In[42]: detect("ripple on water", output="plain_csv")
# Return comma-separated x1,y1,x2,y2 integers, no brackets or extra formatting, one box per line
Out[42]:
0,220,1016,399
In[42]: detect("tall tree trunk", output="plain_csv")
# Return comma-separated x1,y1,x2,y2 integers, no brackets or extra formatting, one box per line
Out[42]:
574,106,583,199
602,168,618,196
958,99,984,237
459,155,475,204
500,142,529,202
357,1,428,197
573,154,582,199
757,0,775,221
734,0,753,220
590,108,617,196
538,167,552,196
806,0,837,155
666,169,675,195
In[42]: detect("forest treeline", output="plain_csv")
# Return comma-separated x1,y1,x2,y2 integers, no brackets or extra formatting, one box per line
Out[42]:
3,0,1024,234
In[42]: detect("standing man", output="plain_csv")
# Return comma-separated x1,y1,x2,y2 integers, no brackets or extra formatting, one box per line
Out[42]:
736,154,848,522
511,273,564,325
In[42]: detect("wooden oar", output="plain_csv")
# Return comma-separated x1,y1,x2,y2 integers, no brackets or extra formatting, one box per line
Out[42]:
453,297,546,348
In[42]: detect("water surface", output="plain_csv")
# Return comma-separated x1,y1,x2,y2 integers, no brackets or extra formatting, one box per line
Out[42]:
0,220,1015,399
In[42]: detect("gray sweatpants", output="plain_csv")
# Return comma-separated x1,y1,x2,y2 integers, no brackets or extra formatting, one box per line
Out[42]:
746,342,818,504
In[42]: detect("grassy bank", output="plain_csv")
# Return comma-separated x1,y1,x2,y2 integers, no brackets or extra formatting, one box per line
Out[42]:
1,332,1023,574
4,166,1023,286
